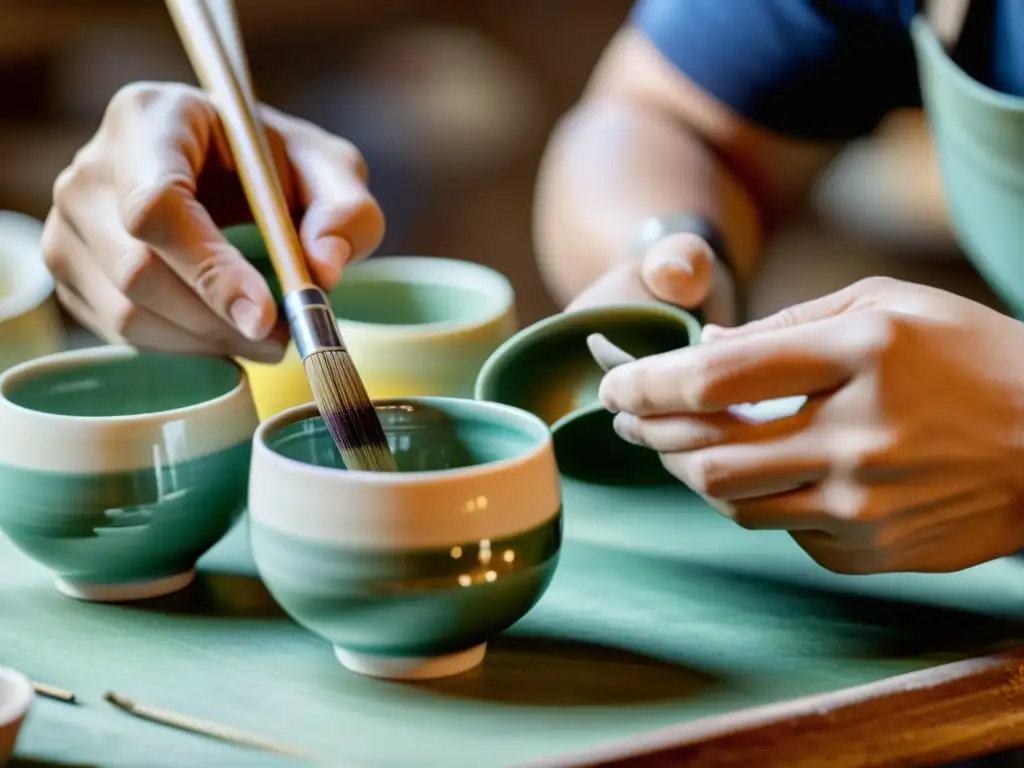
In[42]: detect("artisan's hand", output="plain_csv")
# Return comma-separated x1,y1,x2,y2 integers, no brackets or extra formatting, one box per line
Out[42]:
599,277,1024,574
567,233,737,326
42,82,385,361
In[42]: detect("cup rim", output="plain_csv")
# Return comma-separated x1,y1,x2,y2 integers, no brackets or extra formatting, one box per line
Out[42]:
330,255,516,338
255,396,553,484
0,212,54,322
0,666,34,731
474,301,701,402
0,344,250,425
911,15,1024,111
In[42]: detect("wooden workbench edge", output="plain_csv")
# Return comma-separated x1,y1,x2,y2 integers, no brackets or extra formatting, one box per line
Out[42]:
523,647,1024,768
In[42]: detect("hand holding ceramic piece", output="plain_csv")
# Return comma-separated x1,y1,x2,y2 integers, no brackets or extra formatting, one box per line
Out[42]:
0,212,64,374
475,303,701,484
0,667,33,767
248,397,561,680
0,346,258,602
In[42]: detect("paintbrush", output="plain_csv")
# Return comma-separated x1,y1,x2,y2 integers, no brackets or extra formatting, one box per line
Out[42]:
164,0,397,471
587,333,806,423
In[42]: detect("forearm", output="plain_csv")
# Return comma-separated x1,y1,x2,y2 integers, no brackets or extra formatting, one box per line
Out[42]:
533,96,763,306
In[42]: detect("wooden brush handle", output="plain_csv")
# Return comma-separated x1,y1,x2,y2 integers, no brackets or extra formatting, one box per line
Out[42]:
165,0,314,294
204,0,253,96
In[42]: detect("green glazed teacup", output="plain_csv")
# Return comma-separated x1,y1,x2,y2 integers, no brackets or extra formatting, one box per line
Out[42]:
913,17,1024,317
228,225,518,419
0,346,258,602
248,397,562,680
475,303,701,484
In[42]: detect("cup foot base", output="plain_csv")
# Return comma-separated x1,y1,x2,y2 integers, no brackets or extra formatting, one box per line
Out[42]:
54,570,196,602
333,643,487,680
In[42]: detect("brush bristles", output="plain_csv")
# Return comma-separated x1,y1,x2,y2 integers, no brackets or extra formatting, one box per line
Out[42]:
303,349,398,472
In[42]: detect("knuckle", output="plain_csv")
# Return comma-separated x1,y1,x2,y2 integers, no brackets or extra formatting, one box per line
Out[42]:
113,248,155,297
191,251,242,308
679,452,729,497
852,276,898,295
121,180,186,241
108,298,139,337
108,81,199,115
39,216,67,278
680,354,722,411
847,309,900,362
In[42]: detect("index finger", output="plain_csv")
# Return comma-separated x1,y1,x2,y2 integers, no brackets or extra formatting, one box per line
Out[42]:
598,312,879,417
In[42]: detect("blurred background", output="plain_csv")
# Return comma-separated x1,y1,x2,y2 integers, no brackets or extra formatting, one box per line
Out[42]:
0,0,957,327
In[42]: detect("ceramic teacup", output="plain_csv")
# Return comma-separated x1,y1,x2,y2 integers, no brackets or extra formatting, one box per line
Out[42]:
0,212,64,373
249,397,562,680
0,667,33,768
229,225,517,419
475,303,701,484
0,346,258,602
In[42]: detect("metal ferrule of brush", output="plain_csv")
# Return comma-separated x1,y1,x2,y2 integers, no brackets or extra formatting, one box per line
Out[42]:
283,287,346,360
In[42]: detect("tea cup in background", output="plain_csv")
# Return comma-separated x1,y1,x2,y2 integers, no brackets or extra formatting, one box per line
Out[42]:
0,212,64,374
0,346,259,602
228,224,517,420
0,667,33,768
248,397,562,680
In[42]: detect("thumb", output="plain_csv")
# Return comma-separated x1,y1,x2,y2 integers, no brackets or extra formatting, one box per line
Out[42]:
640,233,713,308
703,283,861,342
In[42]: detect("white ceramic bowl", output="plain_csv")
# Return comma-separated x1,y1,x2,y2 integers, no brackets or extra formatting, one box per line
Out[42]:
0,667,34,766
0,212,64,373
249,397,563,680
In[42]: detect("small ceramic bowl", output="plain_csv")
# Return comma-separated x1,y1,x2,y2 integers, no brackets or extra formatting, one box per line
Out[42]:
475,303,701,484
230,224,517,419
0,212,64,374
0,667,34,767
0,345,259,602
249,397,562,680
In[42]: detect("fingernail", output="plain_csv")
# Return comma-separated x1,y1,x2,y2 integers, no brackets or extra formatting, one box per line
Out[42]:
230,298,266,340
702,324,726,341
613,413,642,445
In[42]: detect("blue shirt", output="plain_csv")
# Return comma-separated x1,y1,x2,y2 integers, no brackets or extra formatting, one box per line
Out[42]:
632,0,1024,140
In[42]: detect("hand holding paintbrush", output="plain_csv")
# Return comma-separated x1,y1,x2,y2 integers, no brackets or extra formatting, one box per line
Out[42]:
164,0,397,472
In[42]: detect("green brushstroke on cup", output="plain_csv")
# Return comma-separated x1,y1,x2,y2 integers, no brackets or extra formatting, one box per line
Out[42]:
0,351,254,588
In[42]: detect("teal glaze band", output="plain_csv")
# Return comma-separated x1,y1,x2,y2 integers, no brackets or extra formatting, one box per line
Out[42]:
250,509,563,590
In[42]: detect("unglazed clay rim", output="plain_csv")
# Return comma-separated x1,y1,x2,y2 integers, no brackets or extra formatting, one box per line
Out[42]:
0,344,251,425
331,256,516,338
474,301,702,406
0,211,54,322
0,666,34,733
255,396,553,485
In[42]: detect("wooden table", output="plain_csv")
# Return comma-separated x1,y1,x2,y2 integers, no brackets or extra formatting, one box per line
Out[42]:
6,474,1024,767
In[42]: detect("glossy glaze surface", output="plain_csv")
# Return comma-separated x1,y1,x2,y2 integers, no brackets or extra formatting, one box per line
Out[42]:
476,303,699,480
230,224,517,418
913,18,1024,317
0,347,258,598
249,398,562,677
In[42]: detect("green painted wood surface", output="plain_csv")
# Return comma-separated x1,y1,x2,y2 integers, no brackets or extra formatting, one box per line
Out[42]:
6,478,1024,767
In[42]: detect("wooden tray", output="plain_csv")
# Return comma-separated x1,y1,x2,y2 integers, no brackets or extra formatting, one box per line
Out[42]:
5,475,1024,767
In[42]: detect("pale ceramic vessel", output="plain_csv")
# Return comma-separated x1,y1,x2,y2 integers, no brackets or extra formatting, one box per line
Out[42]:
0,667,33,767
0,345,259,602
229,224,517,420
0,212,64,373
249,397,562,680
